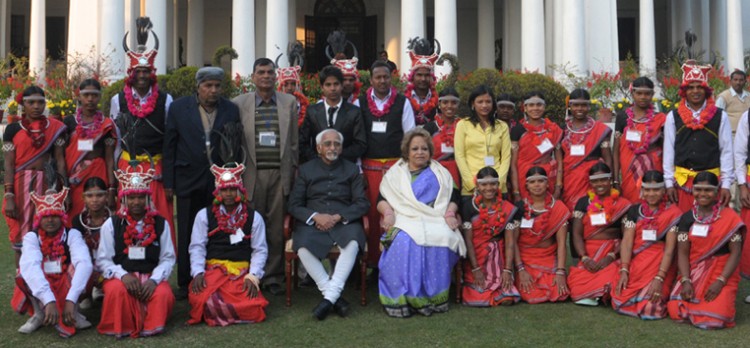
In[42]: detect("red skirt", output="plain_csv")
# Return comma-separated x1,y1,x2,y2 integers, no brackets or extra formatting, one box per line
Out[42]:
13,266,77,337
188,267,268,326
518,244,569,303
610,244,676,319
97,275,175,338
568,239,619,302
462,239,520,306
3,170,44,249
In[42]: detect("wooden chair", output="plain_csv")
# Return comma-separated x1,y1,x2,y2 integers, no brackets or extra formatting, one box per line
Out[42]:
283,215,370,307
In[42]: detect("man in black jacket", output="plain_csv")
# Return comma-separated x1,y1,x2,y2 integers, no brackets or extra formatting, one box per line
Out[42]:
299,66,367,164
163,66,241,299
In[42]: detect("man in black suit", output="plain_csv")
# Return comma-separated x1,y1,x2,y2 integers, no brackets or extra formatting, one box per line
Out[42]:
299,66,367,164
163,66,241,299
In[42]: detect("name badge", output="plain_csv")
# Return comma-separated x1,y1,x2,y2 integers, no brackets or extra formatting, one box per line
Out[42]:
43,260,62,274
128,246,146,260
441,143,454,154
372,121,387,133
259,132,276,147
484,156,495,166
625,129,642,142
642,229,657,241
230,228,245,245
570,144,586,156
536,138,554,154
521,218,534,229
690,224,709,237
77,139,94,151
590,212,607,226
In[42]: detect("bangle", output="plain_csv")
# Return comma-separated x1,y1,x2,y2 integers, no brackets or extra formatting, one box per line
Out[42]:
513,191,521,195
471,266,481,272
502,269,513,274
555,183,563,187
613,181,620,184
619,267,629,274
607,252,616,259
716,276,727,284
680,276,691,284
4,192,14,198
581,256,591,262
653,276,664,282
555,270,566,276
108,187,117,191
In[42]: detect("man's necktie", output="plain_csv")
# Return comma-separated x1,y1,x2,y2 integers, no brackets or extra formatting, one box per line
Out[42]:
328,106,338,128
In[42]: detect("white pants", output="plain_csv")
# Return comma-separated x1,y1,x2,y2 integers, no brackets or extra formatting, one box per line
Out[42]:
297,241,359,303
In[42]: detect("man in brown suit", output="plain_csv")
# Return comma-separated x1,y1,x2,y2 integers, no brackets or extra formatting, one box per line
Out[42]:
232,58,299,295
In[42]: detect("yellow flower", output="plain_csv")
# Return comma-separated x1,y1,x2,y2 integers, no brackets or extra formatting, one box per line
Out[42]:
61,111,66,116
617,103,623,108
652,97,658,102
9,100,17,107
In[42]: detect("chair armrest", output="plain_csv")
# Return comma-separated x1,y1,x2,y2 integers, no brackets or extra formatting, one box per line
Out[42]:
362,216,370,237
283,215,292,240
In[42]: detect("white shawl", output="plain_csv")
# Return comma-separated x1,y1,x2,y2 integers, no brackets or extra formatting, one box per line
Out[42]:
380,159,466,256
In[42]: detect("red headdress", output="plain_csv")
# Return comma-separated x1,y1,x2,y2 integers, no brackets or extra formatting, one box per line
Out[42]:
31,187,69,228
679,59,713,98
407,37,441,75
122,17,159,75
332,57,360,80
211,163,246,193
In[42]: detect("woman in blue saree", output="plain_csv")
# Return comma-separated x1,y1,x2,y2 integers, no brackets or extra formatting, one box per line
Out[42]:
377,128,466,318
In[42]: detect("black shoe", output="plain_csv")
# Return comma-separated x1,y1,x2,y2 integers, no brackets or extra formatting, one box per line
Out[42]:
333,297,350,317
175,287,189,301
312,299,333,320
300,275,315,287
265,283,285,296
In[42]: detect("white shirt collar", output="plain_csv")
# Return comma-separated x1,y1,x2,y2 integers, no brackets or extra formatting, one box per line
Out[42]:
324,99,343,110
730,88,749,100
131,86,153,100
370,88,393,103
686,100,707,116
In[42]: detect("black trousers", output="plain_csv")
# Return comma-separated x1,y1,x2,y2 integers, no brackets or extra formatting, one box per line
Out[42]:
176,189,214,289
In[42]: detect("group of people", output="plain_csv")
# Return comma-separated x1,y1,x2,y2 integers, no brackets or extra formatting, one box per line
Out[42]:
4,19,750,339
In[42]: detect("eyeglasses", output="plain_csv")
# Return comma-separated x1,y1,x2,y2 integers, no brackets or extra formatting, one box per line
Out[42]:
321,141,342,147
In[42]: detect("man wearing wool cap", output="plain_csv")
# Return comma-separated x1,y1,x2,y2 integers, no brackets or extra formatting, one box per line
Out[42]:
163,66,242,300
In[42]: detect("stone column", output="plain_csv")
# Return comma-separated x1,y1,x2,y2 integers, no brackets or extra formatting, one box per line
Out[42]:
710,0,727,62
145,0,168,73
639,0,656,76
232,0,255,77
266,0,288,67
726,0,744,71
187,0,203,67
100,0,125,80
562,0,586,75
434,0,456,78
477,0,495,69
383,0,400,68
29,0,46,82
521,0,545,72
400,0,424,74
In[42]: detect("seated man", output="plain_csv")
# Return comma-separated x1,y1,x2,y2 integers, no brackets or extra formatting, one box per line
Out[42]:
187,162,269,326
16,188,93,337
96,164,176,338
287,129,370,320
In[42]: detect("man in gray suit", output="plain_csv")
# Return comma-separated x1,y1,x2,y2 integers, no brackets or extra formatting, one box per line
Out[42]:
287,129,369,320
232,58,299,295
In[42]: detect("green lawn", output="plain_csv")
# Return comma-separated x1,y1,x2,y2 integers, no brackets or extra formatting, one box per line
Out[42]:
1,217,749,347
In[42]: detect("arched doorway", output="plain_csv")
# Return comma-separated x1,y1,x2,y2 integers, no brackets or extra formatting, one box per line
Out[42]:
304,0,376,72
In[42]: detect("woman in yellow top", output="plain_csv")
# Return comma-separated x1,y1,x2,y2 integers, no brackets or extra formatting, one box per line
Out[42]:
455,85,512,219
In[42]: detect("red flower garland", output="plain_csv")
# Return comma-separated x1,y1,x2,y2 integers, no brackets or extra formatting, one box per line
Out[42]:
405,84,439,124
293,91,309,128
123,83,160,118
122,210,158,254
586,188,620,222
208,203,249,238
624,105,655,155
435,113,457,148
39,228,67,269
365,87,398,119
473,192,507,236
677,99,717,130
521,118,556,150
639,200,666,231
75,109,104,140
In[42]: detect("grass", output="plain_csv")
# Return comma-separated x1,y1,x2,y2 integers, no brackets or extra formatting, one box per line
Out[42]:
1,218,750,347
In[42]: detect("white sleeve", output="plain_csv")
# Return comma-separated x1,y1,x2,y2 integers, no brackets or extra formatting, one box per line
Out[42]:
149,222,176,283
109,95,120,119
164,94,174,123
734,111,749,185
66,229,93,303
663,111,676,188
249,212,268,279
189,209,208,277
96,218,128,280
715,96,727,110
719,111,735,189
19,233,56,305
401,100,416,132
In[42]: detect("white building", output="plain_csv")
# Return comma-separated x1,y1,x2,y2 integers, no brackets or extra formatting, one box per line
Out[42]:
2,0,749,82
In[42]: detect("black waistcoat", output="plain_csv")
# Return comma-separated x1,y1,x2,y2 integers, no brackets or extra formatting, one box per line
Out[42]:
117,91,168,155
673,108,722,170
360,93,407,159
205,206,256,262
112,215,165,274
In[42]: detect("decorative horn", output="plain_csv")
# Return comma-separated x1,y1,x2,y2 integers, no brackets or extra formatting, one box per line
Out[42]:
325,45,334,61
151,30,159,52
274,53,283,68
347,41,358,59
122,32,131,53
434,39,441,56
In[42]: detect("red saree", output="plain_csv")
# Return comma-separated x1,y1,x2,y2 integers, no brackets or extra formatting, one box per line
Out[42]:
13,264,77,337
188,264,268,326
66,118,115,217
462,200,521,306
3,119,66,248
561,122,612,210
516,199,571,303
617,113,665,202
568,195,631,302
667,210,744,329
98,273,175,338
515,120,563,198
430,127,460,188
611,204,682,319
